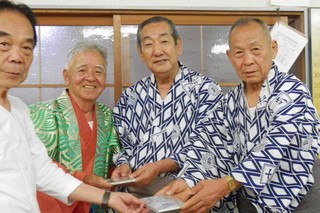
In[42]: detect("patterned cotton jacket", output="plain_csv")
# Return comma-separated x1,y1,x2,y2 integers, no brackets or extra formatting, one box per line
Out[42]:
113,62,223,178
182,62,320,212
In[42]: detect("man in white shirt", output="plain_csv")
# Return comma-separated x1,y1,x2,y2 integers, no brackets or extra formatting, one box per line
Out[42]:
0,1,147,212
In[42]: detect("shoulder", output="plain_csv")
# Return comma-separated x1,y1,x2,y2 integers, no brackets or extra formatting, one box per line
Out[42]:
181,66,219,85
28,99,56,114
97,102,112,114
8,95,28,111
274,73,310,95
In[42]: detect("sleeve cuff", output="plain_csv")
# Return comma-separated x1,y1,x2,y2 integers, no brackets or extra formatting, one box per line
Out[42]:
72,171,88,182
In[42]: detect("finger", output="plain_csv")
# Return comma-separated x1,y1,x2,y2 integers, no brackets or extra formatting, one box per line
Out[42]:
189,182,204,196
100,180,112,189
119,164,131,177
181,194,202,209
130,169,143,178
154,185,170,196
111,168,121,179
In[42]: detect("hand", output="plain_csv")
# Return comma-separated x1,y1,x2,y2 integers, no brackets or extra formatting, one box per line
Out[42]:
130,162,160,187
155,179,191,201
109,192,150,213
180,178,230,213
83,174,112,189
111,163,132,179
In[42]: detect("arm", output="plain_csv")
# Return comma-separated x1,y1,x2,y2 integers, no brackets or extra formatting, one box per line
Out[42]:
229,79,320,210
180,176,241,213
156,99,236,212
130,158,179,186
68,183,146,213
169,75,225,169
112,89,134,167
26,110,145,212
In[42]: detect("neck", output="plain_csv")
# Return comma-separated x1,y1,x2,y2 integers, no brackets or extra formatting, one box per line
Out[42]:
155,68,179,99
78,102,95,121
244,83,262,108
0,88,10,111
68,92,95,121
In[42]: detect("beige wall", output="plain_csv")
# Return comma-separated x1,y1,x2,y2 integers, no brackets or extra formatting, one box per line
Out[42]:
19,0,320,9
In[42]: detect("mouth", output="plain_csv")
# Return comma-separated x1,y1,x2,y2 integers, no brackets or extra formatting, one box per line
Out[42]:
244,70,256,75
83,85,97,89
153,59,167,64
5,71,22,77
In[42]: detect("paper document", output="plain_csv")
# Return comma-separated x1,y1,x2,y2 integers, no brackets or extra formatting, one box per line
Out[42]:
271,21,308,73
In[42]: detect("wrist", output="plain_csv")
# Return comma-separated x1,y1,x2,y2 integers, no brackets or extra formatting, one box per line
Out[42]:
224,175,237,192
101,191,111,209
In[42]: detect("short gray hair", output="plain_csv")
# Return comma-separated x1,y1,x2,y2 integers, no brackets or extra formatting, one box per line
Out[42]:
66,40,108,69
229,17,271,44
137,16,180,51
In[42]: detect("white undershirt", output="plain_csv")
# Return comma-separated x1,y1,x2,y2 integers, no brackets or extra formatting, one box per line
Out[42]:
88,121,94,129
248,107,256,119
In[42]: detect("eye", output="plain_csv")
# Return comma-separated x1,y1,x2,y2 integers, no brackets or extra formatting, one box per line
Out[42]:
23,46,32,51
0,42,9,46
0,41,10,50
252,48,262,55
144,43,152,47
234,51,244,58
95,69,105,74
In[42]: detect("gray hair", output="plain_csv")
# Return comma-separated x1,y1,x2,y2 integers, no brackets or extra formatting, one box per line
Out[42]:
66,40,108,69
137,16,180,51
228,17,271,44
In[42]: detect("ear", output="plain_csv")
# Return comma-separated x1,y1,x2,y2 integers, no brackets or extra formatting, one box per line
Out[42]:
226,49,231,61
137,45,146,62
271,40,278,59
63,69,69,85
176,37,183,56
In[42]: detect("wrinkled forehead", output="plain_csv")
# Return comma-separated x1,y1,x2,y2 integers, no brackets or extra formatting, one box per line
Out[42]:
229,21,271,44
0,10,35,44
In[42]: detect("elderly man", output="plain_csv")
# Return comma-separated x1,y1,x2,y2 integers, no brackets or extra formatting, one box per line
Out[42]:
112,15,223,194
0,1,145,212
29,41,127,213
158,17,320,213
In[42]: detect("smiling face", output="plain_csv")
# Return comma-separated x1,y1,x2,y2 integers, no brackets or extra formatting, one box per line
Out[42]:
0,10,34,93
63,49,106,105
138,21,182,80
226,21,277,89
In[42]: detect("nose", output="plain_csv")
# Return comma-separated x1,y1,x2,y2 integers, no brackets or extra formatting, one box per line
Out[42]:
153,41,163,56
243,52,254,65
85,69,96,81
8,47,23,63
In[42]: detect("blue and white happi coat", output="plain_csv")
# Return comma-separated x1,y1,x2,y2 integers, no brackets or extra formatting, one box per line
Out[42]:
182,62,320,212
113,62,223,177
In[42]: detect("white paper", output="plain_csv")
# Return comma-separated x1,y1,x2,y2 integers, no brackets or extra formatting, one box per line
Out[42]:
270,21,308,73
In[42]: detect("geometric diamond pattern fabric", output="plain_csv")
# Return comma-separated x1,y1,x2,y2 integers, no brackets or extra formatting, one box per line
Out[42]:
113,62,224,179
182,63,320,212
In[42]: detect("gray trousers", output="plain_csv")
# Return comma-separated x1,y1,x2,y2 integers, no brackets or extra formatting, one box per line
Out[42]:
294,159,320,212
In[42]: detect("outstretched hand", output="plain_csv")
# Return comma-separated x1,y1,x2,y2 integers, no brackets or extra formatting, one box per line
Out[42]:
83,174,112,189
111,163,132,180
109,192,150,213
155,179,191,201
130,163,160,187
180,178,229,213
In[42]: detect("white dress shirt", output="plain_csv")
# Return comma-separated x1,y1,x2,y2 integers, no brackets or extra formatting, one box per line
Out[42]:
0,95,81,213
